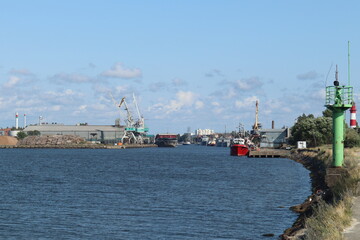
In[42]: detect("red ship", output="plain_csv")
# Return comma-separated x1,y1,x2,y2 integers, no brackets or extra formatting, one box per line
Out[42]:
230,138,249,156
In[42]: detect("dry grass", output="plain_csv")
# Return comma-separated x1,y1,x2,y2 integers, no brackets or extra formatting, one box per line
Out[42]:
304,194,353,240
300,147,360,240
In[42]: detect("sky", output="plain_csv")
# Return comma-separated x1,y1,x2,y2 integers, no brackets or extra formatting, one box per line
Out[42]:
1,0,360,134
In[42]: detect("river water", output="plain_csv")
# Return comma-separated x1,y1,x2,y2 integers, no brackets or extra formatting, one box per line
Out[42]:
0,146,310,239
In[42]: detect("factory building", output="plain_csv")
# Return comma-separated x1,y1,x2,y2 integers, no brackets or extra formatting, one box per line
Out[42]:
259,128,290,148
23,124,125,144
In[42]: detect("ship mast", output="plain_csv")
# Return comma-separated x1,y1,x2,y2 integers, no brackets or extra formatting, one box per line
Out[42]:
253,100,259,130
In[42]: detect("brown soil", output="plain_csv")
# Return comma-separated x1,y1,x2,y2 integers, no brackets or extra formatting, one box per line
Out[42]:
0,136,18,145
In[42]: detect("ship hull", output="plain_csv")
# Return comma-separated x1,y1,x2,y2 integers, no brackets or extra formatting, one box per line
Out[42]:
230,144,249,156
156,140,177,147
155,134,178,147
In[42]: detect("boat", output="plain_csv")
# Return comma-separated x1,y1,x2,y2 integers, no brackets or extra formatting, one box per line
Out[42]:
155,134,178,147
201,137,209,146
216,138,231,147
207,139,216,146
183,141,191,145
230,138,249,156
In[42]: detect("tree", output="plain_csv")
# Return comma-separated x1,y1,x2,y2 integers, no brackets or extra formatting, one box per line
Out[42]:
322,108,332,118
345,128,360,148
17,131,27,140
290,113,332,147
27,130,41,136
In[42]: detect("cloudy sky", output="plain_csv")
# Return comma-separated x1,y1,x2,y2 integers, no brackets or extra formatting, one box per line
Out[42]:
1,1,360,134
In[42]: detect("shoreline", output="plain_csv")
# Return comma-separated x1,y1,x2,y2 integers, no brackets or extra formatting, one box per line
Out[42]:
0,144,158,149
280,149,329,239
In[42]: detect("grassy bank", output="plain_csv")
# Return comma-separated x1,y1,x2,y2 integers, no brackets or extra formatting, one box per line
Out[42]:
289,147,360,240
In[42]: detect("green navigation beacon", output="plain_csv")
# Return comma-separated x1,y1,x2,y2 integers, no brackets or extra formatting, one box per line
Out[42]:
325,65,353,167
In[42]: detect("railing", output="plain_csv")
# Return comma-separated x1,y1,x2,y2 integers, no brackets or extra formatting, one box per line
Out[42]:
325,86,353,106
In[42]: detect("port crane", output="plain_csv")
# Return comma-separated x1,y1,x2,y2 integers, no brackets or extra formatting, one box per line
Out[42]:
109,93,148,144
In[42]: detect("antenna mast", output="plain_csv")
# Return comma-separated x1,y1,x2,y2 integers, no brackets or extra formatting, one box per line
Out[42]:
348,41,351,86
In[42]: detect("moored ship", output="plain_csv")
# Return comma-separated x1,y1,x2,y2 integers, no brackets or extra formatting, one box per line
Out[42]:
230,138,249,156
155,134,178,147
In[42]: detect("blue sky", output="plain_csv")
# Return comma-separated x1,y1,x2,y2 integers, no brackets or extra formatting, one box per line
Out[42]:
1,1,360,134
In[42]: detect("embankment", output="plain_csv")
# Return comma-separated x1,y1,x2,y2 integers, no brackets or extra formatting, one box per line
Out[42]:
0,135,157,149
281,148,360,240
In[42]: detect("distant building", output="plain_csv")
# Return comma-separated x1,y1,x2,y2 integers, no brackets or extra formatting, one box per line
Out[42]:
195,129,215,136
0,128,11,136
259,128,290,148
24,124,125,144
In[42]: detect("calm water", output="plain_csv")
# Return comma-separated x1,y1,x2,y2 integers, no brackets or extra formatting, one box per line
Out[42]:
0,146,310,239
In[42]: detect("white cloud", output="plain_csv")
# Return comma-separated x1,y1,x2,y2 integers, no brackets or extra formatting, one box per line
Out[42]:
50,73,93,83
195,101,204,109
176,91,196,106
149,82,166,92
211,101,220,107
235,77,263,90
297,70,322,80
9,69,34,76
4,76,21,88
50,105,62,111
91,104,107,111
213,108,224,114
235,96,258,109
115,85,128,93
149,91,198,114
310,88,326,100
102,63,142,79
79,105,87,111
172,78,187,87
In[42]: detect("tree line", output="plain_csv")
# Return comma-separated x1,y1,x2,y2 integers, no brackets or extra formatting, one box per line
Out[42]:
289,109,360,148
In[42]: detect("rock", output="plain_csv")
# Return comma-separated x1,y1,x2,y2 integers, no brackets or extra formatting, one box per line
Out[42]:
17,135,86,146
262,233,275,237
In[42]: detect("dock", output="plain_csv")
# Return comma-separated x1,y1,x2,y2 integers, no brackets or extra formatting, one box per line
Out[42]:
248,149,291,158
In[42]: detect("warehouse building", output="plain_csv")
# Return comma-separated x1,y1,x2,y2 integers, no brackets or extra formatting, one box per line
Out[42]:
259,128,290,148
23,124,126,144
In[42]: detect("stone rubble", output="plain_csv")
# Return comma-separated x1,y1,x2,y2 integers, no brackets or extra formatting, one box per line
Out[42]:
18,135,86,146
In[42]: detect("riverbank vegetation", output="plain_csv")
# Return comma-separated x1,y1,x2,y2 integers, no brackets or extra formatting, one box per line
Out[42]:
293,147,360,240
285,109,360,239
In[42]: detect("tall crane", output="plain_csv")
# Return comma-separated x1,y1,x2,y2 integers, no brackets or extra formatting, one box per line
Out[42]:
109,93,124,126
119,96,135,129
132,93,145,132
110,93,148,144
253,100,259,131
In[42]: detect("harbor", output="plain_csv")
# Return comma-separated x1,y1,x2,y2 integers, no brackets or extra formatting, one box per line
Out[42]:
2,1,360,239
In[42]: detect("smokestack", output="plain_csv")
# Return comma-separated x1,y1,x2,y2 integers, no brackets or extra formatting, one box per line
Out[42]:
272,120,275,129
15,112,19,129
24,114,27,128
350,102,357,128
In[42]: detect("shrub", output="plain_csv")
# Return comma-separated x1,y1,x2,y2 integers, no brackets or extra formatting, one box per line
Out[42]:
16,131,27,140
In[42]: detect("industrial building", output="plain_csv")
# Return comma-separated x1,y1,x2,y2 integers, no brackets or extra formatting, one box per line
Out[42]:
0,128,11,136
195,129,215,136
259,128,290,148
23,124,126,144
